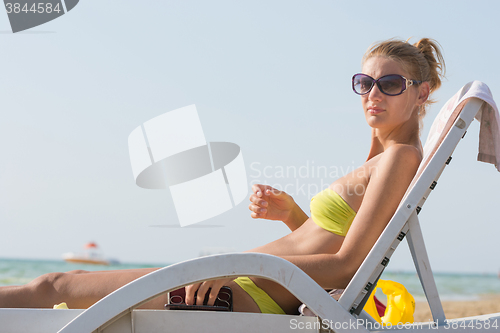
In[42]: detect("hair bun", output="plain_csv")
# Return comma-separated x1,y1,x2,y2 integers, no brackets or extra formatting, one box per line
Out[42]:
413,38,445,92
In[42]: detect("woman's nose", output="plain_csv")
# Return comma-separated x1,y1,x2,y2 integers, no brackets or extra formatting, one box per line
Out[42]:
368,83,383,101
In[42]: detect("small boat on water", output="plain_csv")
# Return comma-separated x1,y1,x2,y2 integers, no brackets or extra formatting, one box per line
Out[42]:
63,242,119,266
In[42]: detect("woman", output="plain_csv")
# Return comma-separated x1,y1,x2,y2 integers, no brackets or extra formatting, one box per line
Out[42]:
0,38,444,315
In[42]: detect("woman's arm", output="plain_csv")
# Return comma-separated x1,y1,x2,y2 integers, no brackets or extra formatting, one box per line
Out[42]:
283,201,309,231
282,145,422,289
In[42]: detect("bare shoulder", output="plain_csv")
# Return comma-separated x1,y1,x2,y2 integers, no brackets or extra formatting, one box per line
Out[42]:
374,144,422,177
365,144,422,196
383,144,422,161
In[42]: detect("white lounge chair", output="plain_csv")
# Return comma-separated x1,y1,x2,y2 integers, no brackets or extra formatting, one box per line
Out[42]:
1,81,499,333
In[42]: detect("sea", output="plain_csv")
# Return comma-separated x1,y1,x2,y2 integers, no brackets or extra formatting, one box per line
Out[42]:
1,258,499,302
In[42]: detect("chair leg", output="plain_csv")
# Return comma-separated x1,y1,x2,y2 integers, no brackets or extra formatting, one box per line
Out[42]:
407,212,446,324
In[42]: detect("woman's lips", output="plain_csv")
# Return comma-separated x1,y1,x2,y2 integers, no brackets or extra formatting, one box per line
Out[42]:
368,107,385,115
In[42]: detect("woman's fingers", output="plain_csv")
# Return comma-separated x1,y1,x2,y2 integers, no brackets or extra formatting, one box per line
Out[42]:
252,184,277,197
249,203,267,214
249,193,269,212
208,278,234,306
248,204,267,219
252,184,284,199
251,184,265,197
249,193,269,207
206,280,225,306
186,279,231,306
185,281,211,306
267,187,283,197
185,282,201,305
195,281,212,306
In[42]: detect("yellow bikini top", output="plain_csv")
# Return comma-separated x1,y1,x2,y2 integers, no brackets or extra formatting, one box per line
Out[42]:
310,188,357,236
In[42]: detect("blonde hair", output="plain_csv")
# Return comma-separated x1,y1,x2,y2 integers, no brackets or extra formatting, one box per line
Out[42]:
363,38,446,131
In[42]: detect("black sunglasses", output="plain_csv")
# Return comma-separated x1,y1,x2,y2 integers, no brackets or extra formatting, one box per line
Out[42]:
352,73,422,96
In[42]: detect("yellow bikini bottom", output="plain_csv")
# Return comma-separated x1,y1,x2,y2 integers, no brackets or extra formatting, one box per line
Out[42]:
233,277,285,314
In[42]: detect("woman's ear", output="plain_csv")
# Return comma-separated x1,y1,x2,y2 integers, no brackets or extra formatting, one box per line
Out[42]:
417,82,430,106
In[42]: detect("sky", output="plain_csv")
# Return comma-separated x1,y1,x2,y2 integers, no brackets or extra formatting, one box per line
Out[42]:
0,0,499,275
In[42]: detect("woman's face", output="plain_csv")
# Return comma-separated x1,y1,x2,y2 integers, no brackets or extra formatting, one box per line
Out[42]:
360,56,421,131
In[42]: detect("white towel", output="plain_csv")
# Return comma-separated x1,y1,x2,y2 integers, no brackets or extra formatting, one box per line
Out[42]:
424,81,500,172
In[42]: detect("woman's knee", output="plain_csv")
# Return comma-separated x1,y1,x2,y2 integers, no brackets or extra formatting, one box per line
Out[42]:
29,272,67,300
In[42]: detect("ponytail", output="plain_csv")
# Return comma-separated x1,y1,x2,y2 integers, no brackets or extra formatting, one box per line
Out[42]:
413,38,445,94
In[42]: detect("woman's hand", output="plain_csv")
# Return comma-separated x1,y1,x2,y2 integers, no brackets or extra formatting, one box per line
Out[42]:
248,184,295,222
185,277,234,306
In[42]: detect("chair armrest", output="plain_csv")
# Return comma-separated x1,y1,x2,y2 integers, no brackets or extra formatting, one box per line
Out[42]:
58,253,367,333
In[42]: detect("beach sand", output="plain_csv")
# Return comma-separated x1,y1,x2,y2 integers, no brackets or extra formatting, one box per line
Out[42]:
414,294,500,322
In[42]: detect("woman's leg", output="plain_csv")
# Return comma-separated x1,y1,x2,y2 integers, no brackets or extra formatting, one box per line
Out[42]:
0,268,161,309
0,220,344,312
0,268,262,312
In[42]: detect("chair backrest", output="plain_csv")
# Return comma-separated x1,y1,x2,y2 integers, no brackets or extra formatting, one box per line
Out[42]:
410,81,487,191
338,82,494,319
